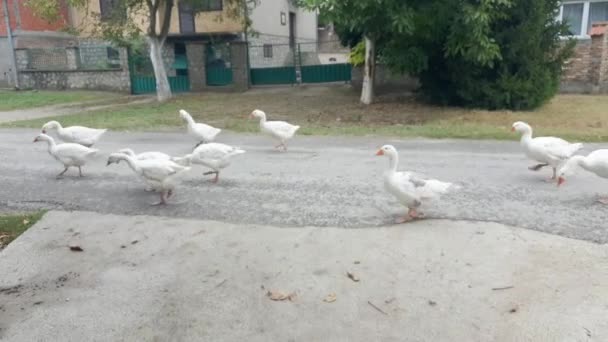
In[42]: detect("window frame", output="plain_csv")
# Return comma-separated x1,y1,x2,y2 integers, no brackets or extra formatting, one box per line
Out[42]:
197,0,223,12
263,44,273,58
559,0,608,39
99,0,125,21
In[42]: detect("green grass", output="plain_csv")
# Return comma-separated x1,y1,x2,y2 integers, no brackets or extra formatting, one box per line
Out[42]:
4,86,608,141
0,90,117,111
0,211,46,249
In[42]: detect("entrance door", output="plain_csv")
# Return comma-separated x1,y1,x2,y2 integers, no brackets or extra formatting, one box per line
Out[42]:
289,12,296,49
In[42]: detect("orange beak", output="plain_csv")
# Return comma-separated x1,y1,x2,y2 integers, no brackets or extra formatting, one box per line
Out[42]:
557,177,565,187
376,149,384,156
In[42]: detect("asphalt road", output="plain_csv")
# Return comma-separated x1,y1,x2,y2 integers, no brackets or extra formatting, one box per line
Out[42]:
1,128,607,243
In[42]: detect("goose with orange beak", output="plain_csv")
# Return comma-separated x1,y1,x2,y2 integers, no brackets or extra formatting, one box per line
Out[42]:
376,144,455,223
557,149,608,204
249,109,300,151
511,121,583,182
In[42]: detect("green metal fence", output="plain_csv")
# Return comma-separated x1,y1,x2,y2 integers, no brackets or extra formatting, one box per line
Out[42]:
248,40,351,86
249,43,296,86
130,75,190,94
128,50,190,94
250,66,296,85
301,63,352,83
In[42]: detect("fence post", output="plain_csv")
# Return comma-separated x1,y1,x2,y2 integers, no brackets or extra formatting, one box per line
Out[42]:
230,41,250,91
185,42,206,91
65,46,79,70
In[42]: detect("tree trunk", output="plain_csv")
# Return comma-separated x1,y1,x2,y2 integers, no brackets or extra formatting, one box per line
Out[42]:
360,36,376,105
147,36,172,102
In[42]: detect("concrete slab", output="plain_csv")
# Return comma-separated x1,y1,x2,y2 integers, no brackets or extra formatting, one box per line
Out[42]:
1,211,607,341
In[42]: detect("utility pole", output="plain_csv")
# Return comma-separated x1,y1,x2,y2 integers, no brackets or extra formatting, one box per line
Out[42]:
2,0,19,89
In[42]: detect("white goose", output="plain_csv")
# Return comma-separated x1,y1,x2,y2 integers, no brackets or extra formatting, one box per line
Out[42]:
179,109,221,147
250,109,300,151
376,144,454,223
557,149,608,204
33,133,98,178
42,120,106,147
106,152,191,205
512,121,583,181
173,142,245,183
118,148,171,161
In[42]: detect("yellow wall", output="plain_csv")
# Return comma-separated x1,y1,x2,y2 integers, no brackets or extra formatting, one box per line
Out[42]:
71,0,242,37
166,2,243,34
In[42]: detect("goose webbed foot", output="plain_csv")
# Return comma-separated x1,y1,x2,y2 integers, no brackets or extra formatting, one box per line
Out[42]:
151,191,168,206
528,163,549,171
203,171,220,183
597,196,608,205
395,208,424,224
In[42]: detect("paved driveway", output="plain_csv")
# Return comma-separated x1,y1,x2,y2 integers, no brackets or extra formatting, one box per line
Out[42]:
1,129,607,242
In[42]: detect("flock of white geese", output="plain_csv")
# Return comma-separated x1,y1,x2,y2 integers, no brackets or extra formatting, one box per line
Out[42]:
33,110,608,223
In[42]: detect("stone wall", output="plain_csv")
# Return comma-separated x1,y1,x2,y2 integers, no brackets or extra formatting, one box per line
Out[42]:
15,46,130,92
560,22,608,94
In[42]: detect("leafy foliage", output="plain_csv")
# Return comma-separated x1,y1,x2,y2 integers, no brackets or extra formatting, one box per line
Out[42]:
412,0,574,109
306,0,573,110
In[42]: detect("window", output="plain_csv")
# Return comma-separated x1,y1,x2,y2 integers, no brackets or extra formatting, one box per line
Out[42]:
562,3,584,36
179,2,195,33
589,2,608,33
560,1,608,37
99,0,124,21
197,0,223,12
263,44,273,58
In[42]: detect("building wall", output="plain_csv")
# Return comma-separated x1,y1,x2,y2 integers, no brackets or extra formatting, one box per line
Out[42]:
165,1,242,34
72,0,241,37
249,0,316,43
0,0,69,35
560,23,608,94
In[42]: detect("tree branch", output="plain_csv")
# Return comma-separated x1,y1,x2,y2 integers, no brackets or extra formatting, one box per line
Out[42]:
146,0,157,37
158,0,174,44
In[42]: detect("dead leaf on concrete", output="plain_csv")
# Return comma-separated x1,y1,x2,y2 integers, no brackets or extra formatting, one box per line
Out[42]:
347,272,360,282
267,290,297,302
323,293,337,303
68,245,83,252
428,300,437,306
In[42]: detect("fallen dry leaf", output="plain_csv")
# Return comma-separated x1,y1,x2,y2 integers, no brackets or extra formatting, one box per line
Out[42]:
323,293,337,303
347,272,360,282
267,290,296,302
68,245,83,252
22,219,30,225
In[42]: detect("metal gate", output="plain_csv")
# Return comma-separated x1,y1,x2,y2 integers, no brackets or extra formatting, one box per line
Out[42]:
248,41,351,86
206,43,233,86
248,43,296,85
128,50,190,94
